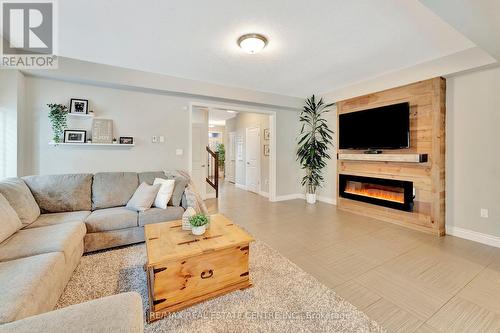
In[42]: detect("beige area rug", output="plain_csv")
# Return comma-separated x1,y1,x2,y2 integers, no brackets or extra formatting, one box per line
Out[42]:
57,241,385,333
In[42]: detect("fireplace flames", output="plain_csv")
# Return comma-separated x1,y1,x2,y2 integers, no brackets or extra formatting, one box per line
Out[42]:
344,182,404,203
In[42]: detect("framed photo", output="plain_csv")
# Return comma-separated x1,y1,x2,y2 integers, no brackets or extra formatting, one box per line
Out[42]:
69,98,89,114
264,129,270,140
92,119,113,143
119,136,134,144
264,144,270,156
64,130,86,143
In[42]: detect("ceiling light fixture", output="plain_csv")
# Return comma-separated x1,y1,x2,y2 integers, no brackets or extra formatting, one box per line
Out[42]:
237,34,268,54
226,110,236,114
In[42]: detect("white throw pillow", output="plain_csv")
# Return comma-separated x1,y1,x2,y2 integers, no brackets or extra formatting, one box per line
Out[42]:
126,182,161,212
153,178,175,209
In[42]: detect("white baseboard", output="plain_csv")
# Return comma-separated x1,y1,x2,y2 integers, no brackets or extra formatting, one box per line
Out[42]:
259,191,269,198
446,225,500,248
273,193,304,202
235,183,247,191
272,193,336,205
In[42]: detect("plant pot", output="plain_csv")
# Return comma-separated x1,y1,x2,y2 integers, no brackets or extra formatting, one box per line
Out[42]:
306,193,317,204
191,225,206,236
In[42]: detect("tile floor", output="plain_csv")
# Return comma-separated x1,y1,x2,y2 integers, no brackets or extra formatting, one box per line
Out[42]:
205,182,500,333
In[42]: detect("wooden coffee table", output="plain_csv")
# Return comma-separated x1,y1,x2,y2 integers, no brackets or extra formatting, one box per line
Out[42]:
144,214,254,322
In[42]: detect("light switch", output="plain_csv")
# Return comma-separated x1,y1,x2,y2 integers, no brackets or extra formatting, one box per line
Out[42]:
176,149,183,156
152,136,158,143
159,136,165,143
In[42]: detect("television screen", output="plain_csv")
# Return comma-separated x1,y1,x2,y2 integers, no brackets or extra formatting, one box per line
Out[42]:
339,102,410,150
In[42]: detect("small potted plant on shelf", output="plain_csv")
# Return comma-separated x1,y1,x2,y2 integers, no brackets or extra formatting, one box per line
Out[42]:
189,214,209,236
47,103,68,143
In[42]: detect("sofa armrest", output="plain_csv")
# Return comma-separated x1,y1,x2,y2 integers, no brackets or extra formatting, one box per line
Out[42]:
0,292,144,333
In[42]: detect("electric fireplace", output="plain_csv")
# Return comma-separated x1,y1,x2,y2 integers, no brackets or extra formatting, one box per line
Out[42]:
339,174,414,211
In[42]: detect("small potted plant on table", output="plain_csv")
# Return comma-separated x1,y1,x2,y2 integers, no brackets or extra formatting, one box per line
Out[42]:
189,214,209,236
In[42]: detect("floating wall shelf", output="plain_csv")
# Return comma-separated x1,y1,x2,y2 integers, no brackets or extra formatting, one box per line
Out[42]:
49,142,134,148
68,113,95,119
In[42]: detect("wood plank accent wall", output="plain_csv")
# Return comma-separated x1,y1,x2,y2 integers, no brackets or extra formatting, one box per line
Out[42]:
336,78,446,236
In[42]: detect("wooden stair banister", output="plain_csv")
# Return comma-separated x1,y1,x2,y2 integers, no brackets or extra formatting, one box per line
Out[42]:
206,146,219,198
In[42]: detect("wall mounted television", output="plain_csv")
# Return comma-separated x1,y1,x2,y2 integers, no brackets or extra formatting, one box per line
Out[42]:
339,102,410,150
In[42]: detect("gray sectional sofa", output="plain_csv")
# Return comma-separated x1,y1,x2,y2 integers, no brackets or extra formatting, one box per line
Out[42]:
0,170,201,329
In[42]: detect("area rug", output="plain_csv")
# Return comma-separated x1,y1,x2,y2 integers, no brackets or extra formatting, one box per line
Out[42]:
57,241,385,332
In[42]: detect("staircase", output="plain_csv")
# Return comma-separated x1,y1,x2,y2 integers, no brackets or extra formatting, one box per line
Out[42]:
206,146,219,198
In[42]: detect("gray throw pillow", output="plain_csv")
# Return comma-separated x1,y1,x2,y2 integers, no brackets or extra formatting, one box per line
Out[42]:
0,178,40,226
126,182,161,212
168,176,188,207
0,193,22,243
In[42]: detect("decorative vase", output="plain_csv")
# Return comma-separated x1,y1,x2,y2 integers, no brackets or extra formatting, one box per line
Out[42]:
182,207,196,231
306,193,317,204
191,225,206,236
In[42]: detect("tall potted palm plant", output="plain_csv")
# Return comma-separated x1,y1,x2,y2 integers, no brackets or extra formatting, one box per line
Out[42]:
296,95,334,204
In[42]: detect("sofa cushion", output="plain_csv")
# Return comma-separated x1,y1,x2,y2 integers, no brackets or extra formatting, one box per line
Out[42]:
0,292,144,332
0,194,22,243
84,227,144,253
0,252,66,324
92,172,138,210
126,182,161,212
138,171,166,185
0,178,40,226
85,207,138,233
0,222,86,263
22,174,93,213
138,207,184,226
24,211,91,229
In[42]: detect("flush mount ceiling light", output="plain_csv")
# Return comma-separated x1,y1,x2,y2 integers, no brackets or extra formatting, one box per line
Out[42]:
237,34,268,54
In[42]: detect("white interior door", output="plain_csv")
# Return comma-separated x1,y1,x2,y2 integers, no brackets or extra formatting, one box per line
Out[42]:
191,108,208,199
245,127,260,194
227,132,236,183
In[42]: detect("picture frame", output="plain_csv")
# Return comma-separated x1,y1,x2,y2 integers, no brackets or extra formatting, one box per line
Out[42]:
264,129,270,140
92,119,113,143
119,136,134,144
64,130,86,143
69,98,89,114
264,144,270,156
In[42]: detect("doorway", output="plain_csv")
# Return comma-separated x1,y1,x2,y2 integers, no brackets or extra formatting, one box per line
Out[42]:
245,127,261,194
189,102,277,202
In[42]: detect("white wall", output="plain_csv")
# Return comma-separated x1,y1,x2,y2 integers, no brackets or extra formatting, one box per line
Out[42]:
25,76,190,174
0,71,21,178
446,66,500,238
20,75,304,197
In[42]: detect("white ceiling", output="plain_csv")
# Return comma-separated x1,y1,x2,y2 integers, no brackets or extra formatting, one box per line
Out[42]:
209,109,237,126
58,0,476,97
